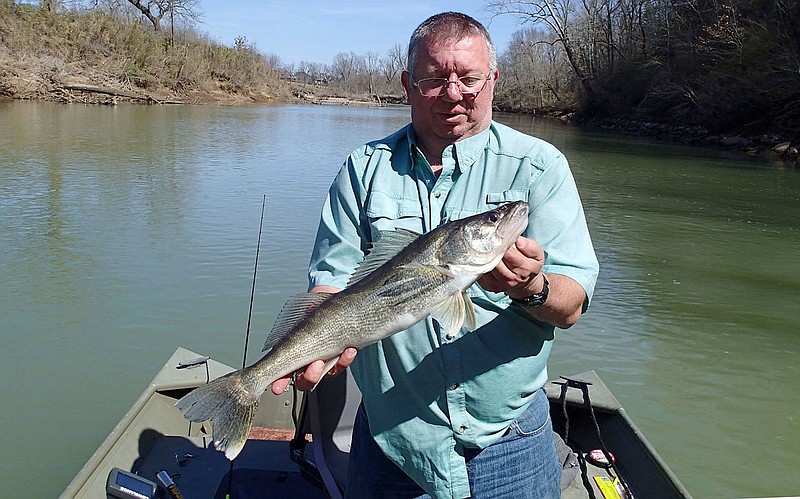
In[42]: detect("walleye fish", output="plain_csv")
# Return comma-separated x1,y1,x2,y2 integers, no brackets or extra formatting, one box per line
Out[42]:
175,201,530,460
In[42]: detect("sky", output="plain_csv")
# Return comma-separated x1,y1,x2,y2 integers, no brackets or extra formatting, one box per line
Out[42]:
197,1,527,67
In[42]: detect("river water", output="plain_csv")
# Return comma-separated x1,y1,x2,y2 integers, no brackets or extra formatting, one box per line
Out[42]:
1,101,798,498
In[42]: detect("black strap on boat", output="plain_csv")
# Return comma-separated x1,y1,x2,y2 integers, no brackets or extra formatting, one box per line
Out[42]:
559,378,597,499
288,386,326,490
576,449,598,499
559,375,634,499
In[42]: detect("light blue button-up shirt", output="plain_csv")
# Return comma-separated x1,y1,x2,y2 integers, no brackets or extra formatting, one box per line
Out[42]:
308,121,599,498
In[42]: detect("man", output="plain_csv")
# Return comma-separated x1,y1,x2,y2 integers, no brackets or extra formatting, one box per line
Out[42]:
271,12,599,499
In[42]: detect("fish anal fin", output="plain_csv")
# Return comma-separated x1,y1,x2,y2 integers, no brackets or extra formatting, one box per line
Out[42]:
263,292,332,351
309,355,342,392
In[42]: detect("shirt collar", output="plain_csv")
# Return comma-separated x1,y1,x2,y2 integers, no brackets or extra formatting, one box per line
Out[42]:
406,123,491,173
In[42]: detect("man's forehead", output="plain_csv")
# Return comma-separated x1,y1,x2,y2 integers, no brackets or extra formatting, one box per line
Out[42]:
415,35,489,73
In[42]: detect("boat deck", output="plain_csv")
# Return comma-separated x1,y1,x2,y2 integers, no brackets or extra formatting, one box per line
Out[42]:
62,348,690,499
127,430,614,499
137,435,324,499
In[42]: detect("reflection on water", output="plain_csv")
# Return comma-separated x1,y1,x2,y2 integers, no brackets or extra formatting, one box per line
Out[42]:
1,102,798,498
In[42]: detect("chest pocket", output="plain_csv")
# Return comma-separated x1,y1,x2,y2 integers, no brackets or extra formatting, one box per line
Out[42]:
445,189,529,223
365,191,424,240
486,190,528,205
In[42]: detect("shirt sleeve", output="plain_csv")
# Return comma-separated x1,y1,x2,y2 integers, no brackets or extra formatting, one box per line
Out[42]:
308,155,368,291
527,152,599,306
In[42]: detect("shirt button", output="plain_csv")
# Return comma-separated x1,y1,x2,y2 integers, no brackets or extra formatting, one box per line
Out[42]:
457,425,467,434
449,383,459,390
433,191,441,198
445,334,454,341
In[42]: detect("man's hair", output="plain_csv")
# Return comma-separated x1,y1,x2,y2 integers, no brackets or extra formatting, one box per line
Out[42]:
407,12,497,78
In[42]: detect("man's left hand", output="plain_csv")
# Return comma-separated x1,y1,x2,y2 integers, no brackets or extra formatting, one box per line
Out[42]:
478,235,546,299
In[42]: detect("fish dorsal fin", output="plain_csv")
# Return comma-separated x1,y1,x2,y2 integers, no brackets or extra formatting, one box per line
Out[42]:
430,290,477,340
263,292,332,351
347,228,420,286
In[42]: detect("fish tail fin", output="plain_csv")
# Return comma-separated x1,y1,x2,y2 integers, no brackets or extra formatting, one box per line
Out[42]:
175,370,262,460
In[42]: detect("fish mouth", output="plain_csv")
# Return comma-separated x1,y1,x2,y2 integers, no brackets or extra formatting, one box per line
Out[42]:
496,201,530,243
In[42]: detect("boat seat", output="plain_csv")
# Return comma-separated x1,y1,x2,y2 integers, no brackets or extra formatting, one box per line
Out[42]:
304,368,362,499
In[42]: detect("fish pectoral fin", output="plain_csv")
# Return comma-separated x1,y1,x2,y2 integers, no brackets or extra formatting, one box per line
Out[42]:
263,292,332,351
431,291,474,339
309,355,342,392
463,291,477,331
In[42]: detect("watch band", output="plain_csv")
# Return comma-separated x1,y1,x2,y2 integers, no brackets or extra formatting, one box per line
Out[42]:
511,274,549,308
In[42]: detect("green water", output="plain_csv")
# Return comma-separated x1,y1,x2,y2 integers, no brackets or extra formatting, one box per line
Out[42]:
1,101,798,498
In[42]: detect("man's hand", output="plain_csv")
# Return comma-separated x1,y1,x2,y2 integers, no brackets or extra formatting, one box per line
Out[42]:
269,284,358,395
478,235,546,299
480,235,587,328
270,347,358,395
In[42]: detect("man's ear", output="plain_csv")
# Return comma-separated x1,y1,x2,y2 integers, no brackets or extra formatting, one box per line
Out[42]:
401,70,412,98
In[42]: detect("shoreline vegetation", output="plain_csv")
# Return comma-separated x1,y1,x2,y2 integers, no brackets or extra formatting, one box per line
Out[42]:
1,2,797,165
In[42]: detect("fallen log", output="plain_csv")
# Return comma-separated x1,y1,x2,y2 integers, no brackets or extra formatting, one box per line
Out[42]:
61,84,183,104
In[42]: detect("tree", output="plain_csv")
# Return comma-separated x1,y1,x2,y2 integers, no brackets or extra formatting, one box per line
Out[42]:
363,51,381,100
488,0,596,98
330,51,360,93
382,43,406,84
124,0,200,32
496,27,574,110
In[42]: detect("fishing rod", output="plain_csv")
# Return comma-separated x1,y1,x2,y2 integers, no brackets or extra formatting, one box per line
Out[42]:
226,194,267,499
242,194,267,370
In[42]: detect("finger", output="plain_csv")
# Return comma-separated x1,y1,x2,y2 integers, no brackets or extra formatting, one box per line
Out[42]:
326,348,358,378
295,360,326,390
338,347,357,368
500,243,531,271
271,377,291,395
491,258,518,281
513,236,543,262
478,267,515,292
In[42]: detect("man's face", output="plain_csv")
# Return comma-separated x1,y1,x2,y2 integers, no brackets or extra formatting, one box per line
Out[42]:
402,34,497,156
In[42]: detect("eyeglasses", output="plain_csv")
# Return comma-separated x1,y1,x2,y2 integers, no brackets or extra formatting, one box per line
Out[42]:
412,73,492,97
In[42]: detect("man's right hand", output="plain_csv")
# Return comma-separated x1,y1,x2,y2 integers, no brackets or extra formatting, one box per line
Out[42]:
270,347,358,394
270,284,355,395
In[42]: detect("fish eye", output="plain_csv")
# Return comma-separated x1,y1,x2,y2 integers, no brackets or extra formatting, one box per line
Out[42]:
487,213,499,223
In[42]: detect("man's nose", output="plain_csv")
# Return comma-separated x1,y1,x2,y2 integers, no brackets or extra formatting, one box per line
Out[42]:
441,80,463,102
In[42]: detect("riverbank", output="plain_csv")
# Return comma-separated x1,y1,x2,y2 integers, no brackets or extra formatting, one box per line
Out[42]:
4,68,796,166
0,4,291,106
2,4,796,166
578,117,799,166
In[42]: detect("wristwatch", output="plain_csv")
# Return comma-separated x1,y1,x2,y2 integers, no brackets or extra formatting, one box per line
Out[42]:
511,274,549,308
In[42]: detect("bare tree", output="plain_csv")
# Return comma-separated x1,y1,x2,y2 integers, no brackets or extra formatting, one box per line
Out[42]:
330,51,361,93
488,0,595,98
125,0,200,32
382,43,406,83
363,51,381,100
498,27,572,109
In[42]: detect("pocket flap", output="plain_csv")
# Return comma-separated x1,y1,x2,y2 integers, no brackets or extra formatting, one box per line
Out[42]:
486,190,528,204
366,191,423,219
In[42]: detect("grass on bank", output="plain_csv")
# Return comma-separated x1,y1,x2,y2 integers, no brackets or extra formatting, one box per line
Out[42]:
0,4,291,103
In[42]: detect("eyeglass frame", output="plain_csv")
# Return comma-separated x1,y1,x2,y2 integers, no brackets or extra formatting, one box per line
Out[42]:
411,72,493,97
